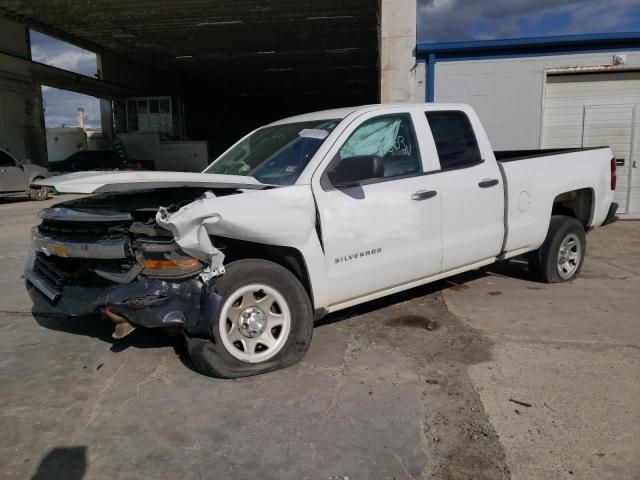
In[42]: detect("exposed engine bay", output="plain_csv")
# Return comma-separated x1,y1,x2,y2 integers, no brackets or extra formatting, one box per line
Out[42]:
26,188,238,338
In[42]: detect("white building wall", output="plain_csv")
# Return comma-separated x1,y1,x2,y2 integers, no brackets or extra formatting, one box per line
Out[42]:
119,132,208,172
46,127,87,163
433,51,640,150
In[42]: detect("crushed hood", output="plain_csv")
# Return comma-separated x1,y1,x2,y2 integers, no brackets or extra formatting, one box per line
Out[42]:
33,171,270,194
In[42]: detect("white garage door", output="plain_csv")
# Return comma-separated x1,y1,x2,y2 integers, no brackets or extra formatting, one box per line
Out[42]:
542,71,640,215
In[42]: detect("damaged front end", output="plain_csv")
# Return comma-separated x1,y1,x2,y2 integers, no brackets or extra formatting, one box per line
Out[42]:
25,188,226,339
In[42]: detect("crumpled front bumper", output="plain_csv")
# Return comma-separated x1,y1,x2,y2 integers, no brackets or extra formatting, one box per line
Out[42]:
25,253,222,338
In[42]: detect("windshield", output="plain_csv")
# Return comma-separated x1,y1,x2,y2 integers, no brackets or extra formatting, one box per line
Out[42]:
204,119,340,185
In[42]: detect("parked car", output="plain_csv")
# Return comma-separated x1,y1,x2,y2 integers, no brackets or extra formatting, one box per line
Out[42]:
26,103,617,378
48,150,150,173
0,149,51,200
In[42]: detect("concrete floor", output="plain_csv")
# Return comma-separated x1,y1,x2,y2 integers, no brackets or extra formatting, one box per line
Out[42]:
0,195,638,480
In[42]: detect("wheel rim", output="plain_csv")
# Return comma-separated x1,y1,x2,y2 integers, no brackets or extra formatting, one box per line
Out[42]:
557,233,582,280
34,187,47,199
218,283,291,363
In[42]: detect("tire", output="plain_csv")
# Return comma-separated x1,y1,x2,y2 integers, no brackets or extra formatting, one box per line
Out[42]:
529,215,586,283
29,180,49,201
187,259,313,378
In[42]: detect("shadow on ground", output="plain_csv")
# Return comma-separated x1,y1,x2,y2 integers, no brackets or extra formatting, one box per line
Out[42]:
32,311,171,349
31,446,87,480
0,197,30,205
318,257,534,328
25,258,532,479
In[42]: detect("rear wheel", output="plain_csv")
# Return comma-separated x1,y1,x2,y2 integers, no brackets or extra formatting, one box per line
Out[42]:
187,259,313,378
529,215,586,283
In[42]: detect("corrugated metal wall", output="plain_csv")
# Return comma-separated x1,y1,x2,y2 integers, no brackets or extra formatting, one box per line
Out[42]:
433,51,640,151
542,71,640,215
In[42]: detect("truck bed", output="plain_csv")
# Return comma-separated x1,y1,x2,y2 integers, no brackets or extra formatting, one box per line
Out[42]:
495,147,608,162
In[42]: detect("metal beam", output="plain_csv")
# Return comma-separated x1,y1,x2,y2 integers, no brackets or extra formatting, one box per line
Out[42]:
0,51,138,99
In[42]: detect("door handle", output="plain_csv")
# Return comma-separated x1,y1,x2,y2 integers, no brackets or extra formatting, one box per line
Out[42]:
411,190,437,201
478,178,499,188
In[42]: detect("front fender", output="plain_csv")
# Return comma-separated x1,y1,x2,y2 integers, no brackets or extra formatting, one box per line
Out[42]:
156,185,330,309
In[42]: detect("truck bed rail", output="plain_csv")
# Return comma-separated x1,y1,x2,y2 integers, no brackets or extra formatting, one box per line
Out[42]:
495,147,609,162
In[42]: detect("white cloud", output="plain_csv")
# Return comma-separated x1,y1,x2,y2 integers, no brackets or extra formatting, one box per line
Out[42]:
30,31,100,128
418,0,640,41
34,48,95,74
30,31,96,77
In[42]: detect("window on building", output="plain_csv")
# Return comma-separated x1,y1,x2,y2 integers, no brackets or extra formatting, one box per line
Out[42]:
30,30,97,77
126,97,173,133
426,111,482,170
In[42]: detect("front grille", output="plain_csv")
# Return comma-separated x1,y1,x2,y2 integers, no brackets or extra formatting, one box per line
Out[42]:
38,220,130,240
32,254,66,298
32,253,133,288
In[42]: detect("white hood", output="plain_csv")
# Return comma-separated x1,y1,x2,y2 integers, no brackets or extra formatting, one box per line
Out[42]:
33,171,269,194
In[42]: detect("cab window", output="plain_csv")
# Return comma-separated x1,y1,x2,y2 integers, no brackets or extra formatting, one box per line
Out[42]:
336,114,421,181
425,111,482,170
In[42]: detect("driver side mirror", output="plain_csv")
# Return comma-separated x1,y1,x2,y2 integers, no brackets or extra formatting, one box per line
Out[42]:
16,159,23,168
328,155,384,187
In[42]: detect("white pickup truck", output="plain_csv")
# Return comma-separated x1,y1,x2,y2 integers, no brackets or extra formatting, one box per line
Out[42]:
27,103,618,377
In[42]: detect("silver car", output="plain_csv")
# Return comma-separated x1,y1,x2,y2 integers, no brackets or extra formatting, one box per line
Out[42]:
0,149,51,201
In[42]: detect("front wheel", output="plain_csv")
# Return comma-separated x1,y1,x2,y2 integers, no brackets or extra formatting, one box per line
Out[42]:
29,184,49,201
187,259,313,378
529,215,586,283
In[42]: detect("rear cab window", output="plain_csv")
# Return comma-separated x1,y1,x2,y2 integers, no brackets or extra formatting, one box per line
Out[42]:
425,111,483,170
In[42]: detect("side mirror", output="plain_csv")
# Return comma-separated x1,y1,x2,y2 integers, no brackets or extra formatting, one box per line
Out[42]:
16,159,24,169
328,155,384,187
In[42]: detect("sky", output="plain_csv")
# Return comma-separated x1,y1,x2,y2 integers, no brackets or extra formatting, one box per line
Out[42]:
30,31,101,129
30,1,640,127
417,0,640,42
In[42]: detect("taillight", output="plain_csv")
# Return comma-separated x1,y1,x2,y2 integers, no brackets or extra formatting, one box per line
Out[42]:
611,157,617,190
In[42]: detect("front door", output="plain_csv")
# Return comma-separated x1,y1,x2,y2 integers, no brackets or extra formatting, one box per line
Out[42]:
312,110,443,307
0,150,27,193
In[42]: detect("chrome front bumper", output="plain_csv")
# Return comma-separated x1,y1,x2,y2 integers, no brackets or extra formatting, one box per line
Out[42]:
30,226,128,259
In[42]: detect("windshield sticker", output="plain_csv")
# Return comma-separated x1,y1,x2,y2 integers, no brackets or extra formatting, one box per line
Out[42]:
299,128,329,140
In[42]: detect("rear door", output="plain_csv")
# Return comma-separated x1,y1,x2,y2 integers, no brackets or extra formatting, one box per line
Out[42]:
0,150,27,192
425,110,504,271
312,108,443,307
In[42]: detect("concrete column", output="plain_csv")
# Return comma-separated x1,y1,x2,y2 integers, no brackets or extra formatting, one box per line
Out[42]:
379,0,418,103
99,99,114,140
0,18,48,165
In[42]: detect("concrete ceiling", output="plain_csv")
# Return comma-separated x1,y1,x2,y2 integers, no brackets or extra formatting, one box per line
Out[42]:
0,0,379,97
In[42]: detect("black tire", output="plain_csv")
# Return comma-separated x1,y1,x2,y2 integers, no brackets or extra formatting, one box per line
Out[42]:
529,215,586,283
29,180,49,201
187,259,313,378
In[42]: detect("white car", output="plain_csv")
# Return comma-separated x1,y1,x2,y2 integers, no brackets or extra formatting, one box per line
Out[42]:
27,104,618,377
